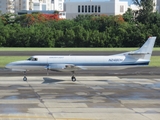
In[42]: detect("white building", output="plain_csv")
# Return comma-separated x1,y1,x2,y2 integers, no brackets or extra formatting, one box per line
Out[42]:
0,0,15,14
64,0,128,19
0,0,64,14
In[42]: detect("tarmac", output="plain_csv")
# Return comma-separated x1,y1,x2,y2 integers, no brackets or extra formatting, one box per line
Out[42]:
0,75,159,120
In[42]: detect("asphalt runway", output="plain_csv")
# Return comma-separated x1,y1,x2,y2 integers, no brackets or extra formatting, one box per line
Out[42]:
0,75,159,120
0,66,160,78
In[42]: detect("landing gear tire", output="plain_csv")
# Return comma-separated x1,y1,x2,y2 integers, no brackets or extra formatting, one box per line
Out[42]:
23,77,27,81
71,76,76,82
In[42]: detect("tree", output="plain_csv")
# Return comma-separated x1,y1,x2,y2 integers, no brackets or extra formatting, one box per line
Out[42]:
54,10,59,14
15,13,60,27
123,8,135,23
0,19,5,46
1,13,17,25
132,0,155,23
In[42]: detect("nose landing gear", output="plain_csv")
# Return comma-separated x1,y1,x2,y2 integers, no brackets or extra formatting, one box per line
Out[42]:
71,76,76,82
23,71,27,81
23,76,27,81
71,71,76,82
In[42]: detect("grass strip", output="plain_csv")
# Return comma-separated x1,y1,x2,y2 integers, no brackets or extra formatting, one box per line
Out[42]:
0,56,29,67
0,56,159,68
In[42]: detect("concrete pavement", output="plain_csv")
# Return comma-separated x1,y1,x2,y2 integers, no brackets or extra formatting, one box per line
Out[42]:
0,76,159,120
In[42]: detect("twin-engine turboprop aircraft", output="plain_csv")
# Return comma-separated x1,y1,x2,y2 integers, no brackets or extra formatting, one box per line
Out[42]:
5,37,156,82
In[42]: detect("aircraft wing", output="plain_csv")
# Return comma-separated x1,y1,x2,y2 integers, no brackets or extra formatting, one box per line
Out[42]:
46,64,85,72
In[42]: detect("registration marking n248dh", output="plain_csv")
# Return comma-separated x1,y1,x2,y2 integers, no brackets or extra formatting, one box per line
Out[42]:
109,59,123,62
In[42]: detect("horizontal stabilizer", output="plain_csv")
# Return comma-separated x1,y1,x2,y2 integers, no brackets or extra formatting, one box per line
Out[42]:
128,52,150,55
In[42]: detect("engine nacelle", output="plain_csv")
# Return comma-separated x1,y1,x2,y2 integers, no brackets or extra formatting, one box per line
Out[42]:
46,64,78,72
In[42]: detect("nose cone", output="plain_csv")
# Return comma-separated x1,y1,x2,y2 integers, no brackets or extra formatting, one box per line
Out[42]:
5,62,13,69
5,61,22,69
5,61,28,72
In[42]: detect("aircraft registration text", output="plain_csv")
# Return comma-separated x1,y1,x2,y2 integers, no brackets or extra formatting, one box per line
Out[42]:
108,59,123,62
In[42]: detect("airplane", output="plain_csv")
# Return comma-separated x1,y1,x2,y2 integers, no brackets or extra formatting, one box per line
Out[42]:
5,37,156,82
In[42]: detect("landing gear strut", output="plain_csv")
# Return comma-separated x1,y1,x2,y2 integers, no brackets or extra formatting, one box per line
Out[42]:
23,71,27,81
71,71,76,82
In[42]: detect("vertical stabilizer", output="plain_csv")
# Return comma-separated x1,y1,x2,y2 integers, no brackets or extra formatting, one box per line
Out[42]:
114,37,157,62
134,37,156,60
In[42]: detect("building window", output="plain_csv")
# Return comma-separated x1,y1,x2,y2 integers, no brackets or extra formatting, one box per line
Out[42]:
78,5,80,13
95,5,97,12
51,0,54,3
58,3,62,10
120,5,124,13
98,5,101,13
82,5,84,13
85,5,87,12
92,5,94,13
88,5,90,13
42,4,46,10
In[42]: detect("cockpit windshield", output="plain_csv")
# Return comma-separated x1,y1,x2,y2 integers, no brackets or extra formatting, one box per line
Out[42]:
27,57,38,61
27,57,32,61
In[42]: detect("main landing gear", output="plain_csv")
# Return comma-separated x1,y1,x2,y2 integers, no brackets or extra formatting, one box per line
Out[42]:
22,71,77,82
23,71,27,81
71,71,76,82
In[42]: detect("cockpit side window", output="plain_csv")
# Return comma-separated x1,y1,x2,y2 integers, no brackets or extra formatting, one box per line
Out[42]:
32,58,38,61
27,57,38,61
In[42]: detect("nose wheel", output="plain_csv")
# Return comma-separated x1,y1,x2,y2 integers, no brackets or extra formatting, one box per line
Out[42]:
71,76,76,82
23,76,27,81
23,71,27,81
71,71,76,82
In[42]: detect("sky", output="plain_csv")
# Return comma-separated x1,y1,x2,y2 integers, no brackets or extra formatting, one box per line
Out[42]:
65,0,133,5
